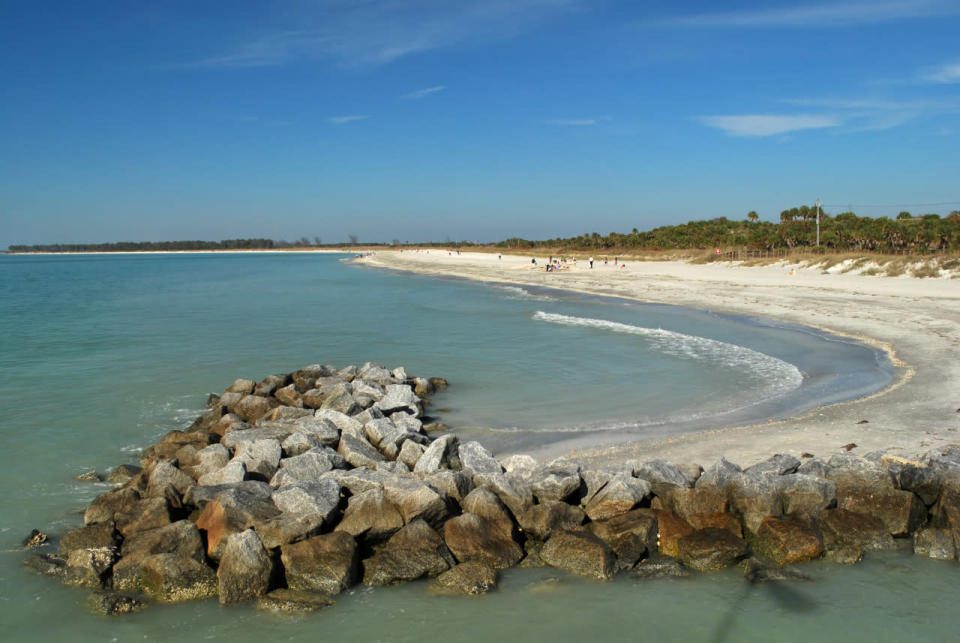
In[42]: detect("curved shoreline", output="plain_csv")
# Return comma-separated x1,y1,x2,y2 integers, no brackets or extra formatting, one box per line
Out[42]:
357,250,960,468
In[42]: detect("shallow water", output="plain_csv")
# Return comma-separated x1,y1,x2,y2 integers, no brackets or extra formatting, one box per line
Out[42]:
0,252,943,642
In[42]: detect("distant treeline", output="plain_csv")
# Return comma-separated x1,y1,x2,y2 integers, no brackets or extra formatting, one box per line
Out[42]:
496,208,960,254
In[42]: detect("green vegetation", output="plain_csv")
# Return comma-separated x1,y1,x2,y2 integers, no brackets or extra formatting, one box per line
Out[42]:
495,206,960,254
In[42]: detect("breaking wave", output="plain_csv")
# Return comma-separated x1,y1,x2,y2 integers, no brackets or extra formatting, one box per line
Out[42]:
533,311,803,395
492,285,557,302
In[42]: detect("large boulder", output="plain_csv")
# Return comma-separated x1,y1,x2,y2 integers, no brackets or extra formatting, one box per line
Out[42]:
818,508,896,563
676,527,749,572
376,384,421,416
58,522,119,557
632,459,694,498
335,488,405,544
197,459,247,486
587,509,658,569
217,529,274,604
137,554,218,602
281,532,359,595
338,434,386,469
84,487,140,526
913,526,956,560
458,441,503,478
728,474,783,534
115,497,173,538
233,395,279,423
585,474,650,521
186,444,231,480
532,463,582,503
652,509,694,558
474,472,534,518
232,439,282,480
194,485,280,560
270,451,335,487
146,460,196,498
777,474,836,516
443,513,523,569
752,517,824,565
413,435,460,474
518,501,586,541
113,520,206,591
271,479,341,524
381,477,451,528
540,530,617,580
363,520,455,586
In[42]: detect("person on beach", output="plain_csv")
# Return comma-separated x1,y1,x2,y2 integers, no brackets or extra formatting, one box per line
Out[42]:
589,256,594,268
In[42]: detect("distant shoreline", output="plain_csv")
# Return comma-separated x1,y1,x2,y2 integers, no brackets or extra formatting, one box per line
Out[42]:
3,248,358,256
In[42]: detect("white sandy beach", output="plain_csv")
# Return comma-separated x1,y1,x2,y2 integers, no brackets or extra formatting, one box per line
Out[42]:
359,249,960,468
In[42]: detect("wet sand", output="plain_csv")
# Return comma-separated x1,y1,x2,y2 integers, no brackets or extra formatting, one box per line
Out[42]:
359,250,960,468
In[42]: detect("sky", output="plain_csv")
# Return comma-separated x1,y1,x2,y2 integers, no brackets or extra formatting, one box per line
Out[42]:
1,0,959,247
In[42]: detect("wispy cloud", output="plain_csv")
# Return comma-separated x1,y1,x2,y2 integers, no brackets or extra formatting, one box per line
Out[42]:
655,0,958,29
191,1,583,69
545,117,611,126
781,96,959,130
401,85,445,100
327,115,370,125
921,60,960,84
699,114,840,137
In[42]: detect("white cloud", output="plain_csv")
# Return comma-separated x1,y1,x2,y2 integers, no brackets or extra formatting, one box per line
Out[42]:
922,61,960,84
327,115,370,125
192,1,583,69
401,85,446,100
655,0,958,29
699,114,840,137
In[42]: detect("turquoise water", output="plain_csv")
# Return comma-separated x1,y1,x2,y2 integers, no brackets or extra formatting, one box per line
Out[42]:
1,252,948,642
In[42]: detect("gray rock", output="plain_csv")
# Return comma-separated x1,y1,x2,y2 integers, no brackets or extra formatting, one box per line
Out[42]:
357,363,395,385
115,497,173,538
585,474,651,521
271,479,341,522
221,426,291,449
352,381,385,407
335,488,405,544
217,529,274,604
382,477,450,528
398,440,425,470
194,484,280,561
182,480,272,511
338,433,386,469
84,487,140,525
777,474,836,516
281,531,359,595
322,468,390,495
424,470,473,502
896,464,942,506
475,472,534,518
64,547,115,588
188,444,231,479
744,454,801,477
376,384,421,416
728,473,783,534
314,409,364,439
518,501,586,541
797,457,831,478
444,513,523,569
499,454,540,481
281,432,322,457
459,441,504,478
363,519,455,586
364,418,399,448
232,439,282,480
197,459,247,486
353,406,385,425
147,460,196,498
392,414,423,434
414,435,460,474
293,415,341,446
531,466,582,503
106,464,142,485
632,459,694,497
320,383,361,416
59,522,119,557
270,451,335,487
113,521,206,593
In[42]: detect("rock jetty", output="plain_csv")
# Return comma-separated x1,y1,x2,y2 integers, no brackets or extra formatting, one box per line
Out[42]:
23,361,960,614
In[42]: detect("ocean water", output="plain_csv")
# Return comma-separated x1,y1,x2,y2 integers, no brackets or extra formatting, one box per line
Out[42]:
0,252,949,642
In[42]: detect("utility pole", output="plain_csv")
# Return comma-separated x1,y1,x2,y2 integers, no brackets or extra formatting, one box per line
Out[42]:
816,198,821,248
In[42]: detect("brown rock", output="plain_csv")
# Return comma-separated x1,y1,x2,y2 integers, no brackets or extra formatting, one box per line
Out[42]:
752,517,824,565
652,509,694,558
363,520,455,586
676,527,749,571
540,530,617,580
281,532,359,595
443,513,523,569
434,561,498,595
518,501,586,541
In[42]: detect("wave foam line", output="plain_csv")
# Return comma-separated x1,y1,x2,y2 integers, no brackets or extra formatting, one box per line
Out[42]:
533,311,803,394
493,285,557,302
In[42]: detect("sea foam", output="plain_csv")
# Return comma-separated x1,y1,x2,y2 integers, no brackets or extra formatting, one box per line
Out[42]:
533,311,803,395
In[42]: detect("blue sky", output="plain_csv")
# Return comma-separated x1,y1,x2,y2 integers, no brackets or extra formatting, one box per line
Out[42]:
2,1,959,247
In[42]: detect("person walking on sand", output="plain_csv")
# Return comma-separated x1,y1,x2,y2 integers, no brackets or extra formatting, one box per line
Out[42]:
589,256,594,269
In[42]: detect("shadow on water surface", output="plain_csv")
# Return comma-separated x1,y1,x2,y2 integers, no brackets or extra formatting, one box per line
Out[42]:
711,579,818,643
